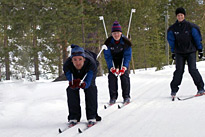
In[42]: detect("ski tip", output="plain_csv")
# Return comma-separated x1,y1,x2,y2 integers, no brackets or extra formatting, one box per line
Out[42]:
177,97,181,100
118,105,121,109
78,128,82,133
104,105,107,109
58,128,62,133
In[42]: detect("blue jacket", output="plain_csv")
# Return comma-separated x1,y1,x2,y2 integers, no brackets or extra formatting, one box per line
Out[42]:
103,35,132,70
167,20,203,53
63,50,98,89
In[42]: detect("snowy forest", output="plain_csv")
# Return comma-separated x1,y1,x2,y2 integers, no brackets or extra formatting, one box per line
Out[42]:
0,0,204,81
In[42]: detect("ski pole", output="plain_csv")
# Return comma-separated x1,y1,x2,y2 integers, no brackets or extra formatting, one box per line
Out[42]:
67,45,72,57
119,58,124,76
112,61,119,77
79,73,87,86
97,45,108,59
71,73,73,85
127,9,136,38
172,60,175,65
99,16,108,38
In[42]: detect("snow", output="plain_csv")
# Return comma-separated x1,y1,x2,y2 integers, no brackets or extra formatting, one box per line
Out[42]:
1,61,205,137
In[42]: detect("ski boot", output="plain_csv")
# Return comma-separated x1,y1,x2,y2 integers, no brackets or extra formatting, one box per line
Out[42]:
68,119,77,127
87,119,96,127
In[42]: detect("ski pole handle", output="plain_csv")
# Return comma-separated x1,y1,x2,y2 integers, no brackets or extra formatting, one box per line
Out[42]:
79,74,87,86
97,45,108,59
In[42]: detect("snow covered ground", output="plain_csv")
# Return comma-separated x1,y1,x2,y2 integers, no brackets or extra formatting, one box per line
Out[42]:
1,61,205,137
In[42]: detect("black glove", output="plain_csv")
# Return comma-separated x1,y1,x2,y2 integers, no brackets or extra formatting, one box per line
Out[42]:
198,49,203,59
171,53,175,60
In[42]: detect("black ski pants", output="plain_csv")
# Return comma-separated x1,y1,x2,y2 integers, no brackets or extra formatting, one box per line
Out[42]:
171,52,204,93
108,70,130,100
66,77,98,122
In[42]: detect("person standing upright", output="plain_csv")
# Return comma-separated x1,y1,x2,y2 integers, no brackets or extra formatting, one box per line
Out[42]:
104,21,132,104
167,7,204,97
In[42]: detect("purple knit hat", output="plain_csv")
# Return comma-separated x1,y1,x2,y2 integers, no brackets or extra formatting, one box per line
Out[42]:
111,21,122,32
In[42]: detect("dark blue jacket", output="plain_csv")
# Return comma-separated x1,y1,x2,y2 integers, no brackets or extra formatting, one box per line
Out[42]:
103,35,132,70
167,20,203,54
63,50,98,89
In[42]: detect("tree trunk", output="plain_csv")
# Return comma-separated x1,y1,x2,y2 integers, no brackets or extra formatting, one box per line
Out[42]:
4,25,10,80
131,54,135,74
143,43,147,70
97,44,103,76
80,0,85,47
0,64,2,81
62,40,68,64
33,33,39,80
128,35,135,74
58,44,63,76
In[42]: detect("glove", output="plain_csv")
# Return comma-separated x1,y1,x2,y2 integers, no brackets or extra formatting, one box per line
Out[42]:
115,68,120,76
69,79,81,89
69,81,76,89
79,82,86,89
172,53,175,60
110,67,116,74
119,66,127,76
198,49,203,59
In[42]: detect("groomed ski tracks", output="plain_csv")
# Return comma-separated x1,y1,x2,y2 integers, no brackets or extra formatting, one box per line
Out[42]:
78,102,130,134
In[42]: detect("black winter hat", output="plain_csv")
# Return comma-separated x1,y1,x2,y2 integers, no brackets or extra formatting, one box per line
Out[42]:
175,7,186,16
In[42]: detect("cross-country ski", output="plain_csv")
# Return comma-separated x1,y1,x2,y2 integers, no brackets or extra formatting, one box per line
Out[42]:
177,93,205,101
58,123,77,134
118,102,130,109
78,122,97,133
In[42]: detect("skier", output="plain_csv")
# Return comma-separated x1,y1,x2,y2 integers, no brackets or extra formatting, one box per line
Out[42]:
103,21,132,105
63,44,101,127
167,7,205,97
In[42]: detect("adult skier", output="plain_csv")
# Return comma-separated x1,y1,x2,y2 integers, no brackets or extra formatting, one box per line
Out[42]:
103,21,132,104
167,7,205,97
63,44,101,127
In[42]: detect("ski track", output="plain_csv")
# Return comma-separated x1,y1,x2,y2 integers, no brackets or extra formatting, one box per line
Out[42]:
1,62,205,137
